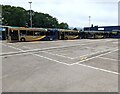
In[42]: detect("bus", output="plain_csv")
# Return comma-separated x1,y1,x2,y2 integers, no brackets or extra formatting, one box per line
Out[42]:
109,30,120,38
58,29,80,40
80,31,105,39
6,27,59,42
44,28,59,41
0,26,10,40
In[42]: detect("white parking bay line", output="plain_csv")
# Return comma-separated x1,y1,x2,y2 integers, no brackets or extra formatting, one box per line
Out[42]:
72,48,113,59
77,63,119,75
33,54,71,66
2,52,31,57
4,45,74,59
2,43,71,66
41,51,74,59
73,49,118,65
2,44,23,51
98,57,119,61
2,40,118,56
2,41,120,75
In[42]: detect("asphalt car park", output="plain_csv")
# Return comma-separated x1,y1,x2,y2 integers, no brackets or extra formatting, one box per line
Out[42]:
1,39,119,92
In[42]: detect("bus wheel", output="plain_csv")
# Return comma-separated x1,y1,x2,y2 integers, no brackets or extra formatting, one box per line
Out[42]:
20,38,26,42
49,38,53,41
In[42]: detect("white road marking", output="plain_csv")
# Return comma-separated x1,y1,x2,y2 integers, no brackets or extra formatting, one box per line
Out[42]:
40,51,74,59
2,44,23,51
1,41,101,56
77,63,119,75
98,57,118,61
2,40,120,75
72,48,114,59
2,52,31,57
2,38,117,56
20,39,115,51
22,46,31,49
73,49,118,64
33,54,71,66
2,43,71,66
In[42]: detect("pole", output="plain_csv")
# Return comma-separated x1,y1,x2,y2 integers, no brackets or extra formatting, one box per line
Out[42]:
118,1,120,25
89,16,91,31
29,2,32,28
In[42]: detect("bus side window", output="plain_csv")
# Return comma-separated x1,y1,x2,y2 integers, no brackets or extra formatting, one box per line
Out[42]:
40,31,45,36
27,31,33,36
50,31,54,35
34,31,40,36
65,32,69,35
20,30,26,36
70,32,72,35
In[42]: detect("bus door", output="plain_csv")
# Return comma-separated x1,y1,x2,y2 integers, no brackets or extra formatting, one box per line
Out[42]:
10,30,19,41
46,30,53,40
61,32,65,40
53,29,59,40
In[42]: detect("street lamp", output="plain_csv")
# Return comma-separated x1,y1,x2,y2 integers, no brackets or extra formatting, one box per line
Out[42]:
89,16,91,31
29,2,32,28
118,1,120,25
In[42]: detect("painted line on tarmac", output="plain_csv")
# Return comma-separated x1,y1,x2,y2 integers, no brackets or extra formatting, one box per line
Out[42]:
23,45,73,59
23,46,96,60
73,49,118,65
21,39,109,51
40,51,74,59
3,44,73,59
2,43,71,66
1,41,102,56
2,40,120,74
2,39,118,57
1,39,118,57
2,52,31,57
98,57,119,61
77,63,119,75
33,54,71,66
70,49,119,75
73,47,118,59
2,44,23,51
72,48,114,59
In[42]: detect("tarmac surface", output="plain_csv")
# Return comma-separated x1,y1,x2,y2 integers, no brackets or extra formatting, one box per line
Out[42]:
1,39,119,92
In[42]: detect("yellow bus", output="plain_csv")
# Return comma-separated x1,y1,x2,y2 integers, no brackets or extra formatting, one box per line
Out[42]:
58,29,80,40
6,27,48,42
80,31,105,39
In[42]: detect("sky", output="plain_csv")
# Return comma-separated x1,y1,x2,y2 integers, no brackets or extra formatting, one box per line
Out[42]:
1,0,120,28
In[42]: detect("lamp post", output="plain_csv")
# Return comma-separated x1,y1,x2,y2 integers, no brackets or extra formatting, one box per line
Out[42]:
29,2,32,28
118,1,120,25
89,16,91,31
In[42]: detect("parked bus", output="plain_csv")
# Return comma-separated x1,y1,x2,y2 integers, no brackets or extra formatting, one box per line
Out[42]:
6,27,59,42
109,30,120,38
58,29,80,40
80,31,105,39
0,26,9,40
44,28,59,41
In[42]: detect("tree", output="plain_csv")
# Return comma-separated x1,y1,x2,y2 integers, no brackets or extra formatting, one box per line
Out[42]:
73,28,78,31
2,5,28,26
32,12,59,28
2,5,69,28
58,22,69,29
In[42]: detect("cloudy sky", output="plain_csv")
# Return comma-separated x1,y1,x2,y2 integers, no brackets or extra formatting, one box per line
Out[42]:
1,0,120,27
